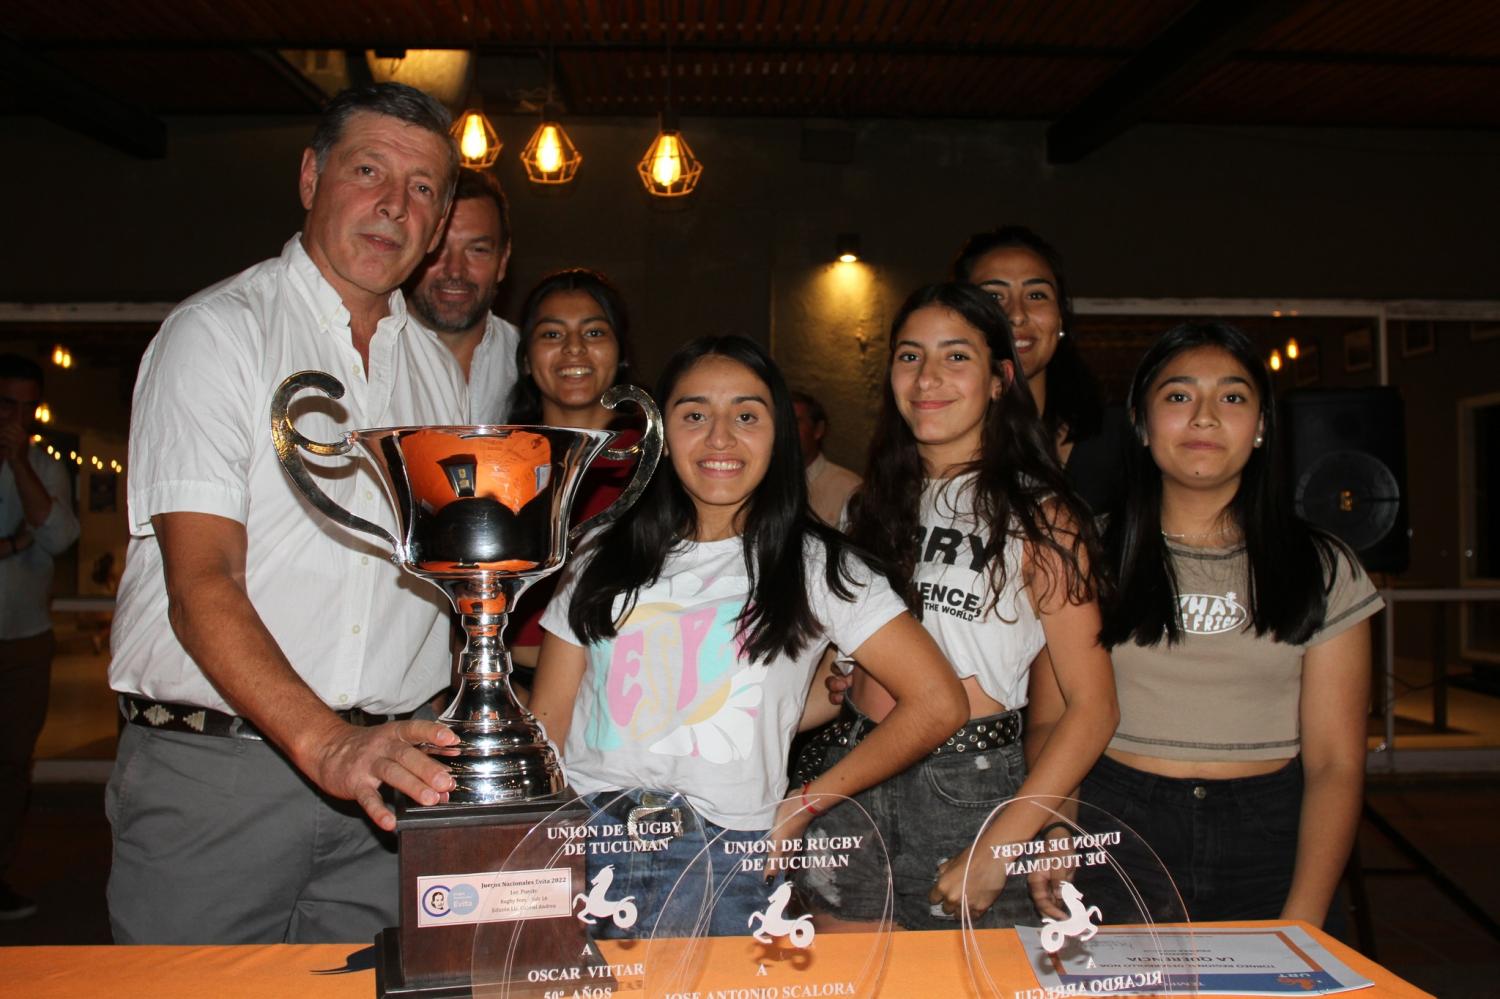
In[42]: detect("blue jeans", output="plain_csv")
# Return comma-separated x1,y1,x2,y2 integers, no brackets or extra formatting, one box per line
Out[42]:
581,791,781,938
795,708,1034,930
1079,754,1303,922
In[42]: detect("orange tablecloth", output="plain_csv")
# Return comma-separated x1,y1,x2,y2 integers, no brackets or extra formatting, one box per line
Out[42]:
1,921,1433,998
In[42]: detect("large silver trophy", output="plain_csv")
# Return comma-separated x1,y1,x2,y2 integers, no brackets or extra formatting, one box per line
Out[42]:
269,370,662,997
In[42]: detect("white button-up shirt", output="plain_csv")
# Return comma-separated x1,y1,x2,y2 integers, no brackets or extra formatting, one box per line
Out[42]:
412,313,520,425
0,445,80,639
468,314,521,425
111,236,470,715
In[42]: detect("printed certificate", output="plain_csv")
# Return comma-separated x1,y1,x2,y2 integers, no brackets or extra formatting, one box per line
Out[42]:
1017,924,1374,996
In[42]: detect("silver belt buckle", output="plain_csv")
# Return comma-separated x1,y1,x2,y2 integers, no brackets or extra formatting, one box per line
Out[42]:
626,797,682,849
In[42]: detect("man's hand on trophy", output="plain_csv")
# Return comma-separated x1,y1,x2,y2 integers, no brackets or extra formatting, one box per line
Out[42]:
310,719,459,831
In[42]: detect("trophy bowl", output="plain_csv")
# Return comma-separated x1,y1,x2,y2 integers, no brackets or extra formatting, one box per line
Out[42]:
270,370,662,805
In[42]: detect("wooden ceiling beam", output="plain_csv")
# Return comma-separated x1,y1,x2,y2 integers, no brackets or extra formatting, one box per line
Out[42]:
0,36,166,158
1045,0,1309,165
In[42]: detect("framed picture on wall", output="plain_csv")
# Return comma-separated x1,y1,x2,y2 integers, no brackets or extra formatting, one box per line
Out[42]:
1295,342,1321,386
1343,328,1374,373
1401,321,1436,357
89,472,118,513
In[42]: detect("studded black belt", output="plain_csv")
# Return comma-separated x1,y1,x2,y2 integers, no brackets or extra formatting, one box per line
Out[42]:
805,701,1023,759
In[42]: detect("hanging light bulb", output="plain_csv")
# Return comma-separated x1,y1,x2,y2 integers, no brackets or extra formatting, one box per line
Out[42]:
651,133,683,187
1285,337,1300,360
520,115,582,184
638,111,702,198
34,403,51,424
51,345,73,368
449,110,501,170
1269,349,1283,372
538,125,564,172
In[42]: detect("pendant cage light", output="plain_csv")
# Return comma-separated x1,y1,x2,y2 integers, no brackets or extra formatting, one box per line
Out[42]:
638,110,702,197
638,16,702,199
520,48,582,185
450,109,501,170
520,109,582,184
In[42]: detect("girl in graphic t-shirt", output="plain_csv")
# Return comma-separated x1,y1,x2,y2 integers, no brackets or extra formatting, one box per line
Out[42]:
1079,322,1381,926
798,283,1119,930
528,335,968,935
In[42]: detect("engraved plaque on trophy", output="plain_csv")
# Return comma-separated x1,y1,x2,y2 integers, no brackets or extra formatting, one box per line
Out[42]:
269,371,662,997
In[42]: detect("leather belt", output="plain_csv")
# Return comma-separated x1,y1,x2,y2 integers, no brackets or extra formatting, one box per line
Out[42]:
119,694,418,742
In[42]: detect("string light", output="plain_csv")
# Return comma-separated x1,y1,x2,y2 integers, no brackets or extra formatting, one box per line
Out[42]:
1269,349,1283,372
1286,338,1300,360
34,403,51,424
51,345,73,368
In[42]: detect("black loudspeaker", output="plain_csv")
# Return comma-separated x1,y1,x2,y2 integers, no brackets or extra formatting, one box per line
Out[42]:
1282,388,1409,573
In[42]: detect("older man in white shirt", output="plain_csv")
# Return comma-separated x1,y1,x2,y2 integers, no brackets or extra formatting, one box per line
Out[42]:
406,168,521,424
108,83,470,945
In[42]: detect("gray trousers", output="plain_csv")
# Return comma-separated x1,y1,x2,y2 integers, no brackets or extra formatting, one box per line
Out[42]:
106,724,399,944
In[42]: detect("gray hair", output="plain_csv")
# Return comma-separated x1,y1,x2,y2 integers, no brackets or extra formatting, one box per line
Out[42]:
309,83,458,185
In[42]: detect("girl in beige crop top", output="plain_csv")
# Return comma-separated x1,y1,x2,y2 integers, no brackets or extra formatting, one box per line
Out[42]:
1084,322,1381,927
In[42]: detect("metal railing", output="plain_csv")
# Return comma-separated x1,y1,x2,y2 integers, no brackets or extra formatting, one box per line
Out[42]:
1374,587,1500,769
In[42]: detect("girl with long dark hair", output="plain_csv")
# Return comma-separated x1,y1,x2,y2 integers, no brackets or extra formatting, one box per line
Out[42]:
953,226,1130,515
528,335,967,934
1080,322,1380,925
505,269,638,683
797,283,1118,929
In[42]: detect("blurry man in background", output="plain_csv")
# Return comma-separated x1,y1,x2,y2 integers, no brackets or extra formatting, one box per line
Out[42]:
407,168,520,424
0,353,79,920
793,390,862,525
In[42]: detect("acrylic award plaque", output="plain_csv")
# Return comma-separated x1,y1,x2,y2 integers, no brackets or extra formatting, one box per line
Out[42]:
470,788,711,999
645,792,893,999
959,796,1199,997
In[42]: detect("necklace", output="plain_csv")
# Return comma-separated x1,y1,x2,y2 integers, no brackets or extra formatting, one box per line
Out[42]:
1161,527,1233,542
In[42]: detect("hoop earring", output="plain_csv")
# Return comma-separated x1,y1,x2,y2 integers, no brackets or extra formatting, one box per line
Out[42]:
1253,434,1264,447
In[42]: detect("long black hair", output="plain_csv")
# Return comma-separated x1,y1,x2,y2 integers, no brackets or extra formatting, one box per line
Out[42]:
846,283,1099,615
1100,321,1343,648
509,268,635,423
953,225,1103,445
568,335,870,662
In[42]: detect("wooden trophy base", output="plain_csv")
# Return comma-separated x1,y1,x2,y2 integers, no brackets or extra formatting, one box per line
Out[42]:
375,792,613,998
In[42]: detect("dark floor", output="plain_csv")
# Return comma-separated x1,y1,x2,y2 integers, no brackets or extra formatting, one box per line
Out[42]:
1,777,1497,996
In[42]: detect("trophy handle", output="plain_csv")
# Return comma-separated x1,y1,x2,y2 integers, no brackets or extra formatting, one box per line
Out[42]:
570,384,663,543
270,370,399,554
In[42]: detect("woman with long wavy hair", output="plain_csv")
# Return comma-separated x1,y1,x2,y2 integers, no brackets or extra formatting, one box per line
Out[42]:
796,283,1118,929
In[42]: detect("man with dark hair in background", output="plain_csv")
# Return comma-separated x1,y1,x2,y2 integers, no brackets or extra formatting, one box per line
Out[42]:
0,353,79,920
407,167,520,423
107,83,469,944
793,390,862,525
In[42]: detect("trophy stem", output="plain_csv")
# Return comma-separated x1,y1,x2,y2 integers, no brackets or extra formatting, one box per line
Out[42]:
431,576,566,805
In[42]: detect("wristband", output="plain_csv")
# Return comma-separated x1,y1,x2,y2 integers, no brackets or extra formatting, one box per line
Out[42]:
800,782,826,817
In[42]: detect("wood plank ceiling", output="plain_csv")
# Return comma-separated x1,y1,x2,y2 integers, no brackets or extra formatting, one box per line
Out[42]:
3,1,1497,152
